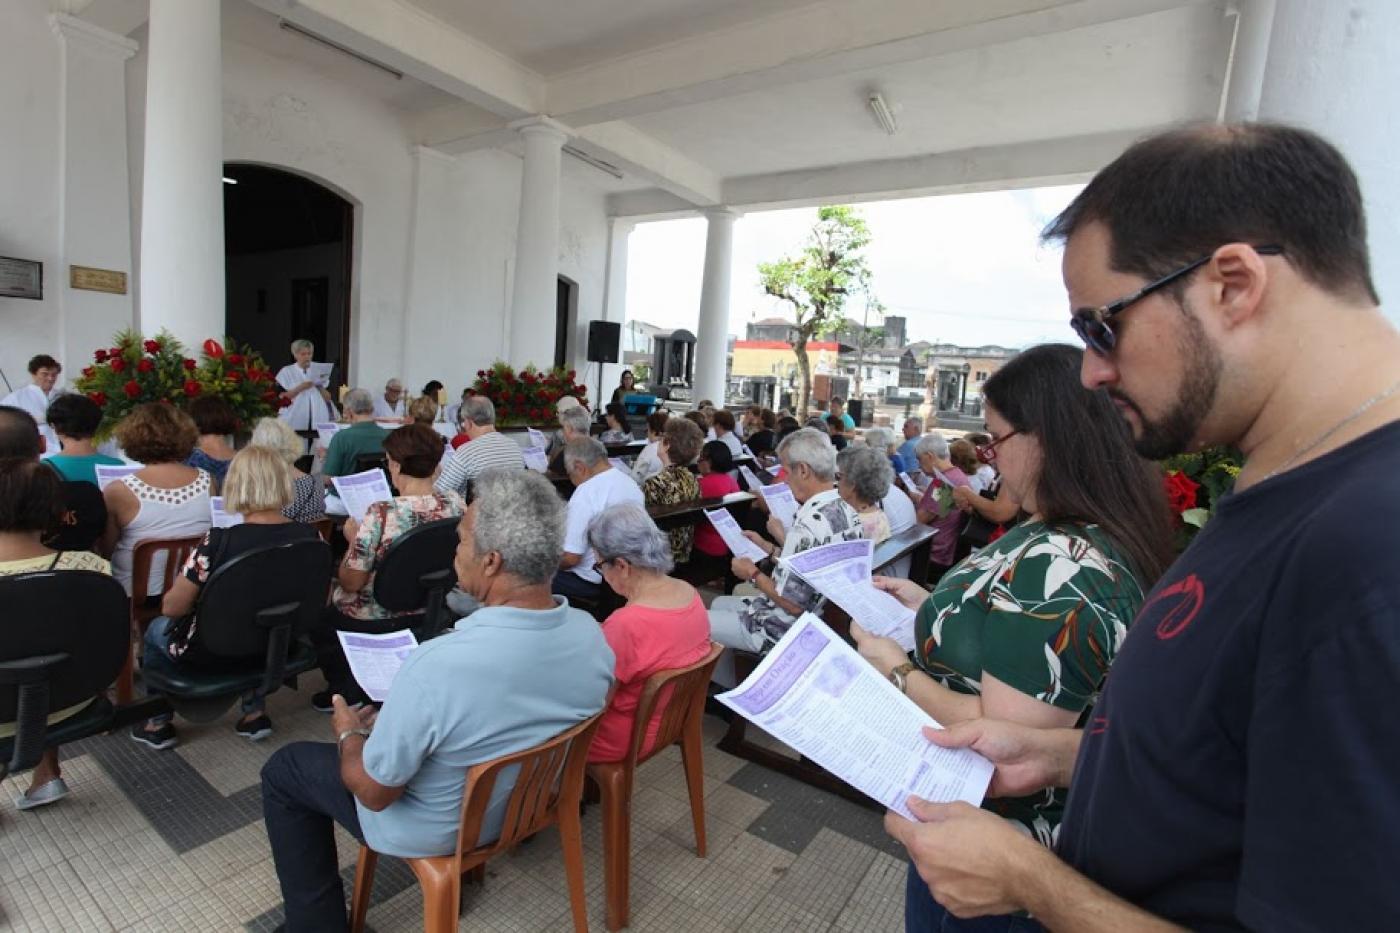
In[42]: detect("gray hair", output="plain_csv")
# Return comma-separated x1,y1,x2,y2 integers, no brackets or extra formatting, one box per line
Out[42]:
249,417,302,465
838,445,893,505
778,427,837,481
863,426,896,453
587,503,674,574
559,406,591,437
904,415,923,432
290,338,314,355
915,432,950,460
563,436,607,472
385,378,403,390
461,395,495,427
803,416,831,434
471,470,565,584
343,388,375,415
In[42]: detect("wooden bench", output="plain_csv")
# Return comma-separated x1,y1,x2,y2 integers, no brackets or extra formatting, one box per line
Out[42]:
716,523,938,808
647,490,755,531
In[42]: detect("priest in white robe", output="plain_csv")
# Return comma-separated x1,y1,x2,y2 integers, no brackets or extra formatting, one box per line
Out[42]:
1,353,63,453
275,338,338,434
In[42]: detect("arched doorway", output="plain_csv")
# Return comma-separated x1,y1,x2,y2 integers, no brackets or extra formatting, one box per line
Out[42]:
223,164,353,384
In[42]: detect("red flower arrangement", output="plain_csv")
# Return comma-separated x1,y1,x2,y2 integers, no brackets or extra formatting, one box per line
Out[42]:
467,361,588,427
73,329,279,439
1160,448,1242,550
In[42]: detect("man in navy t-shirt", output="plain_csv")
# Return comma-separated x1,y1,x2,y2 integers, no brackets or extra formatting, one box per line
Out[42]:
885,123,1400,931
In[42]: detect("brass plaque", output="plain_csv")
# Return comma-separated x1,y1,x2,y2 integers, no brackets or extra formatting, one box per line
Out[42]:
70,265,127,295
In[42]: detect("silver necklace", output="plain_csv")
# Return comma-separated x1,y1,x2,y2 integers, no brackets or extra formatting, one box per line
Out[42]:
1262,377,1400,482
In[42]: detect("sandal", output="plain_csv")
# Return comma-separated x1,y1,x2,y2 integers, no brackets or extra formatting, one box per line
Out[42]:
15,777,69,811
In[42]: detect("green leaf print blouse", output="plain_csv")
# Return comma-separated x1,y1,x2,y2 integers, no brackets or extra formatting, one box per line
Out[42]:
914,519,1147,845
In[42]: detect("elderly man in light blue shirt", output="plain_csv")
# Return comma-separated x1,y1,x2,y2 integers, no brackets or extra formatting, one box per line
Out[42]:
261,469,614,931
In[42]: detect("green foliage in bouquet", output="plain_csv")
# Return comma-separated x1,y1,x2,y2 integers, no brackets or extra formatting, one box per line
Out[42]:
1160,446,1244,550
467,361,589,427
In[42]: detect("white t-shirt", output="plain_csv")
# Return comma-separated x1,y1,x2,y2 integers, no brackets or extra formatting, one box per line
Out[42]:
716,431,744,460
2,383,59,453
630,440,663,483
880,485,919,580
562,466,644,583
373,395,405,420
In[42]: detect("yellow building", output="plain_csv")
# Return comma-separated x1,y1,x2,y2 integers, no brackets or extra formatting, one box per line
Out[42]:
729,340,845,381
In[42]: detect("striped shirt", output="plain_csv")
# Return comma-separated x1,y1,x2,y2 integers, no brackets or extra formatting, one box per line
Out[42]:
434,430,525,495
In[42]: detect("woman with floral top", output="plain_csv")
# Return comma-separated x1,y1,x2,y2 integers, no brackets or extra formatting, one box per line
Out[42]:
851,344,1174,933
641,417,703,564
311,424,465,707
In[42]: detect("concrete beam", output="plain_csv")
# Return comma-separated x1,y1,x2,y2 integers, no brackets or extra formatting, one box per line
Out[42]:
573,122,722,206
549,0,1208,126
243,0,544,119
64,0,149,37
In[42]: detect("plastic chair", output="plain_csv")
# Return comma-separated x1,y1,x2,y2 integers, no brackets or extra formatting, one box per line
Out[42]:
115,536,203,703
140,538,332,722
373,517,460,638
349,709,606,933
0,570,129,778
587,643,724,930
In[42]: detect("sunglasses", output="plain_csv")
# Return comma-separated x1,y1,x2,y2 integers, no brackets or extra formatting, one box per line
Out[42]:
1070,245,1284,356
976,431,1019,465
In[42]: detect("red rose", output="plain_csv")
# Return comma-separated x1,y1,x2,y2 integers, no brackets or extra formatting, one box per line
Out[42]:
183,380,201,397
88,391,107,407
183,358,197,371
228,370,243,383
530,408,542,420
137,358,154,373
1163,471,1200,516
261,390,279,403
515,393,526,404
277,396,291,409
109,347,122,359
94,349,108,363
82,366,95,378
123,380,141,399
143,339,161,354
988,524,1008,544
109,358,126,373
477,370,486,378
227,353,245,365
202,339,224,359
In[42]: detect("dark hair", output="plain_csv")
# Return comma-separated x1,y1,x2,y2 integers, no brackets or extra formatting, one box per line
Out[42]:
662,416,703,465
605,402,629,427
683,410,710,432
115,403,198,463
646,411,670,436
760,408,776,429
1044,123,1378,305
0,458,64,533
712,409,735,432
776,415,801,439
0,406,42,459
28,355,60,374
983,344,1173,586
46,393,104,440
421,380,444,397
825,414,844,431
382,424,443,479
948,438,979,475
700,439,734,473
830,396,845,407
187,395,239,436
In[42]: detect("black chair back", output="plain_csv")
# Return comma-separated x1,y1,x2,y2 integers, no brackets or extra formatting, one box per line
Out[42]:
196,538,332,659
352,452,394,494
47,480,108,552
374,516,460,637
0,570,128,774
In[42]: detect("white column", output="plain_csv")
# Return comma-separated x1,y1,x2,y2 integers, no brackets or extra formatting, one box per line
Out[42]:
1255,0,1400,313
693,208,739,406
139,0,224,350
508,117,569,367
598,217,635,392
1221,0,1276,122
50,15,137,367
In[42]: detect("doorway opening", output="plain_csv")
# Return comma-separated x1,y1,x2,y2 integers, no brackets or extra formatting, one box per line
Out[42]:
223,164,353,384
555,274,578,370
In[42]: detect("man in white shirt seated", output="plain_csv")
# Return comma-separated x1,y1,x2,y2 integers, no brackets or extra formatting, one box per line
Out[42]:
2,354,63,453
371,378,407,422
260,469,615,931
552,437,644,603
711,409,745,460
435,396,524,496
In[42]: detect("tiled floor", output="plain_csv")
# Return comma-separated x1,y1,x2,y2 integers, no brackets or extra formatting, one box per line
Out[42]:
0,679,907,931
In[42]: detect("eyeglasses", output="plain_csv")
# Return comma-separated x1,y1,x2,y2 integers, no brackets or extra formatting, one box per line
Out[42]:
592,558,613,576
976,431,1019,465
1070,245,1284,356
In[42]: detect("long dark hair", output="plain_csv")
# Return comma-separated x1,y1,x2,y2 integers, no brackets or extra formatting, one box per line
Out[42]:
983,344,1173,586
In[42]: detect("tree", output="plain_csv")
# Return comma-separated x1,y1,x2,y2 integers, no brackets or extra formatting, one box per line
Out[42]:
758,205,878,417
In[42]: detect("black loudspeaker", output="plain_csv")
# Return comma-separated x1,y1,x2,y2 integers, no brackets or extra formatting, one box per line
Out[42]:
586,320,621,363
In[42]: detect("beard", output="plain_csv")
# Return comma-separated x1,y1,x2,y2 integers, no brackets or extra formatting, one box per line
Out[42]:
1112,304,1223,460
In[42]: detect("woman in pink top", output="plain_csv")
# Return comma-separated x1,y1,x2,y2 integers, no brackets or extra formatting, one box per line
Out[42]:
586,503,711,763
692,440,741,557
905,432,971,584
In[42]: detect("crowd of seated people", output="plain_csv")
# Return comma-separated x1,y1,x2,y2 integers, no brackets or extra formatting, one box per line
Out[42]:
250,417,326,522
838,444,895,543
435,396,524,496
322,388,390,478
554,436,644,603
44,393,122,485
599,402,634,444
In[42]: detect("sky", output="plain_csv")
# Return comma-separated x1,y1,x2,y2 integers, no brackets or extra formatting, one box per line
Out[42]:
625,183,1085,349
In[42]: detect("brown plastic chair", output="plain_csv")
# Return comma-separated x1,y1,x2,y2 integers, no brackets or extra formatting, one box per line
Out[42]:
115,536,203,703
587,642,725,930
349,709,606,933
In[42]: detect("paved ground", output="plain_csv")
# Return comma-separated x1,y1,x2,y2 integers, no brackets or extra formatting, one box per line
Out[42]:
0,679,908,932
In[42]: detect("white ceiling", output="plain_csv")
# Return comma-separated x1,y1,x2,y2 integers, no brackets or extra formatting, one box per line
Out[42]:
629,5,1228,179
403,0,822,75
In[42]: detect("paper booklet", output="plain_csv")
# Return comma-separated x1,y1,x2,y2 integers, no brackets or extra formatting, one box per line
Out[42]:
717,613,993,817
336,629,418,702
209,497,244,529
523,446,549,473
738,463,769,490
755,482,799,530
780,538,917,651
703,508,769,561
308,361,334,387
526,427,549,450
899,471,924,496
93,462,142,490
331,469,394,521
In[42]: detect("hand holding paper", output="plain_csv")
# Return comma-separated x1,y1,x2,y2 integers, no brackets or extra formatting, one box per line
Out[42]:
331,469,394,521
756,482,799,529
336,629,418,702
781,539,918,651
704,508,769,561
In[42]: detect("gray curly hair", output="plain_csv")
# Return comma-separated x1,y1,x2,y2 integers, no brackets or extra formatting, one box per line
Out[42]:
837,445,893,506
587,503,674,574
470,469,565,584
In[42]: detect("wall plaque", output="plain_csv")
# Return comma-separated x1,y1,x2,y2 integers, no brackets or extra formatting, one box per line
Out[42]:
70,265,128,295
0,256,43,300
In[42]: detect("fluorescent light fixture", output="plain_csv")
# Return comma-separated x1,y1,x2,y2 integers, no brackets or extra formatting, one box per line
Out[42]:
563,145,624,180
867,91,899,135
222,177,238,185
279,20,404,80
